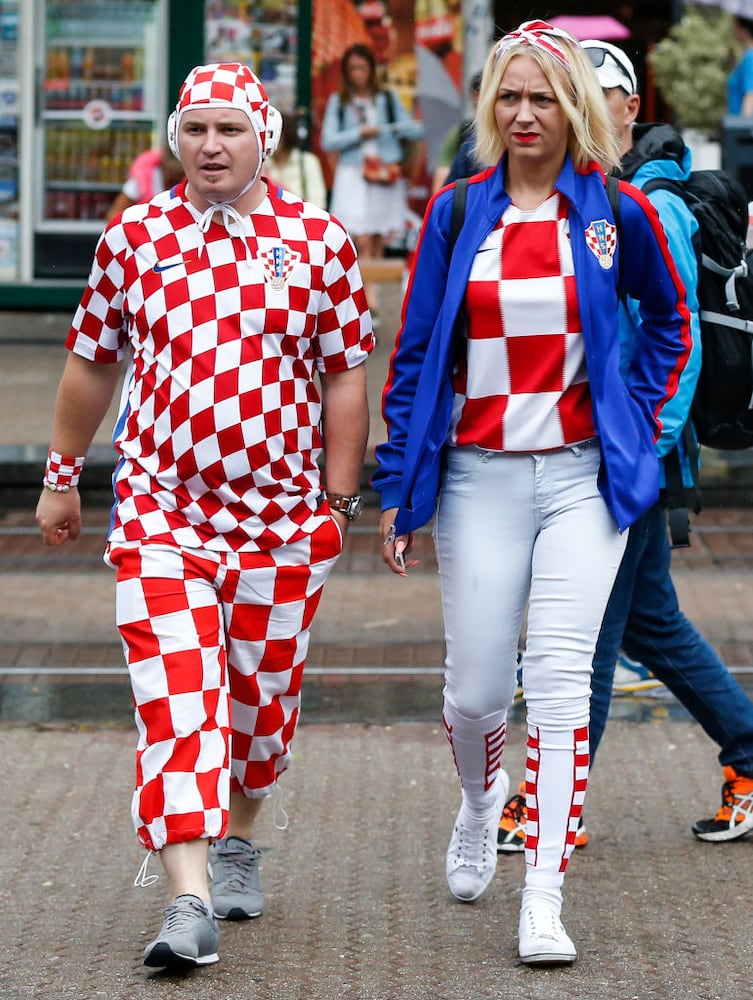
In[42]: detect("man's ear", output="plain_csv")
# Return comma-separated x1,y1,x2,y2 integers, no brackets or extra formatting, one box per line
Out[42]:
625,93,641,127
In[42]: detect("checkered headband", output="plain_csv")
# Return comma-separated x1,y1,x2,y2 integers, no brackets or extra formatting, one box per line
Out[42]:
167,62,270,160
494,20,578,72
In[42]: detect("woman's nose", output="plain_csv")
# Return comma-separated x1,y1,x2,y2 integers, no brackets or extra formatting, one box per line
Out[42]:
515,97,534,121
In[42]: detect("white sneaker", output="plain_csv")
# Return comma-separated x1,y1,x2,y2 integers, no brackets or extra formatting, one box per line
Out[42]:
518,904,577,966
446,770,509,902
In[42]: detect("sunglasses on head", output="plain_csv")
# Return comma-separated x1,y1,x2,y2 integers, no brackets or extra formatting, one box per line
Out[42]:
584,46,636,94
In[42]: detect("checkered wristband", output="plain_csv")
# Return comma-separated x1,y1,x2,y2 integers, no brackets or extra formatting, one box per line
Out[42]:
43,450,85,492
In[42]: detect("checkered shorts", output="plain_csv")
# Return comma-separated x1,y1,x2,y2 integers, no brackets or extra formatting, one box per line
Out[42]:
107,516,341,851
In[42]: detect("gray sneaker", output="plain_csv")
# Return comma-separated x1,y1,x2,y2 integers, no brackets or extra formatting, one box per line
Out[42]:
209,836,264,920
143,894,219,970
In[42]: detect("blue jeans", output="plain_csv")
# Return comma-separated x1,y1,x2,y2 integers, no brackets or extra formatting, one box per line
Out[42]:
590,499,753,777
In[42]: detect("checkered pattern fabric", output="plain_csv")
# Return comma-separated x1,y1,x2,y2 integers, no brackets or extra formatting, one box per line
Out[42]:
67,183,373,552
108,521,341,851
172,62,268,152
524,724,589,873
450,192,594,452
44,449,85,488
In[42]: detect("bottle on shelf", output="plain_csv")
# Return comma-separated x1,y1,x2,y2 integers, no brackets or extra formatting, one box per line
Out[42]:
82,48,95,81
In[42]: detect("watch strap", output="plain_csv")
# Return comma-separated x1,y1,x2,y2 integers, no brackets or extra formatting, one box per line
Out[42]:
325,491,363,519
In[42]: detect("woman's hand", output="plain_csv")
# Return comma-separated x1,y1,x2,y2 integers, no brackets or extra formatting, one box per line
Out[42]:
379,508,417,576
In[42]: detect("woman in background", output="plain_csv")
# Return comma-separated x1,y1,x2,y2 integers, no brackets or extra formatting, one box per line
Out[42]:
264,112,328,209
106,143,184,222
320,43,423,315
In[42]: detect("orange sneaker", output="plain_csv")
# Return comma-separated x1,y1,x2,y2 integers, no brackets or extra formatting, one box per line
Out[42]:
497,782,588,853
574,820,589,849
497,782,527,853
692,766,753,842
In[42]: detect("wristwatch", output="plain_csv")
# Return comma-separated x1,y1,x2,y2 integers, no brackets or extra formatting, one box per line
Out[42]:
325,491,364,521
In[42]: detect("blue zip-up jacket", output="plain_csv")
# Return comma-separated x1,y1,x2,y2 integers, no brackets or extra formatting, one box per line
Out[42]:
619,123,701,488
371,153,693,535
320,90,424,167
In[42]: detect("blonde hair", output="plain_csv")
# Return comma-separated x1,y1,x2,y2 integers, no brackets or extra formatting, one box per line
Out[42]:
473,31,620,174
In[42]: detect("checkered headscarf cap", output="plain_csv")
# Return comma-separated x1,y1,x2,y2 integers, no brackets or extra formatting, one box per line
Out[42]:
168,62,269,160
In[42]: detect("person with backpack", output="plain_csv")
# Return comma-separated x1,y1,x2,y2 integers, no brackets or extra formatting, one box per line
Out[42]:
728,15,753,116
373,21,692,966
320,43,423,318
498,40,753,857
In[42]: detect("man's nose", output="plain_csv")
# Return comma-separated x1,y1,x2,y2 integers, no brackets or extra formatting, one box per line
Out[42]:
202,128,221,151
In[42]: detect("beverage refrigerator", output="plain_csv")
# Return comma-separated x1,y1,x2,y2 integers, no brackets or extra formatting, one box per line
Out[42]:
0,0,315,306
8,0,167,286
0,0,20,282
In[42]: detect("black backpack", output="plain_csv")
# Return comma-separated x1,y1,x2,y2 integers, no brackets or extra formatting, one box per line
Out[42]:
609,170,753,450
608,170,753,544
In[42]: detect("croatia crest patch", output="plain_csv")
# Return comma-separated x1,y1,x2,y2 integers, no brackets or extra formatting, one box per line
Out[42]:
258,245,301,290
584,219,617,270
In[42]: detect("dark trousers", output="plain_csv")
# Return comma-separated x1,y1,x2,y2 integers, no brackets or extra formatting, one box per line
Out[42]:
590,499,753,777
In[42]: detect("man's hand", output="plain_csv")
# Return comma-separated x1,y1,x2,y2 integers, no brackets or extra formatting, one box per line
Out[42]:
36,488,82,546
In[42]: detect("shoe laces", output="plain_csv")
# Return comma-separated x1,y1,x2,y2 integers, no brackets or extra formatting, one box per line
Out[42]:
716,771,753,822
500,793,526,830
452,817,494,871
523,905,564,942
215,841,262,891
134,850,159,888
161,895,207,931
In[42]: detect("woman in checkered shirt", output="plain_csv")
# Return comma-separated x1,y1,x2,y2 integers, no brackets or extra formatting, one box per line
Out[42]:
373,21,692,967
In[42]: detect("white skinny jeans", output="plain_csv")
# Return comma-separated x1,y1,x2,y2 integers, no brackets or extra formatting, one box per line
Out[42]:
434,443,628,901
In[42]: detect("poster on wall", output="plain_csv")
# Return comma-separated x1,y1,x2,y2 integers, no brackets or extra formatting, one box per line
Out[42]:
311,0,464,224
204,0,297,112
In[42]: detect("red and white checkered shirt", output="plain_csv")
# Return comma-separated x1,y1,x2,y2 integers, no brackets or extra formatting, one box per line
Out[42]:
449,191,594,452
67,180,374,551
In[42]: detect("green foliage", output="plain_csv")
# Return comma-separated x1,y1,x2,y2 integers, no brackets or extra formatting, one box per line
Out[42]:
648,7,738,134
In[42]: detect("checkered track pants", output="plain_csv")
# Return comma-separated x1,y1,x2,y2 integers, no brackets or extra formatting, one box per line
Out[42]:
108,525,341,851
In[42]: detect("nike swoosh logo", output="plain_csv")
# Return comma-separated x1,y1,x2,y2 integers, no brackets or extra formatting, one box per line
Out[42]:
153,260,184,273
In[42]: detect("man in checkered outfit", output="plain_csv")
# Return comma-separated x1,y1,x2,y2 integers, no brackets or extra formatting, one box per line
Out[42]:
37,62,374,971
